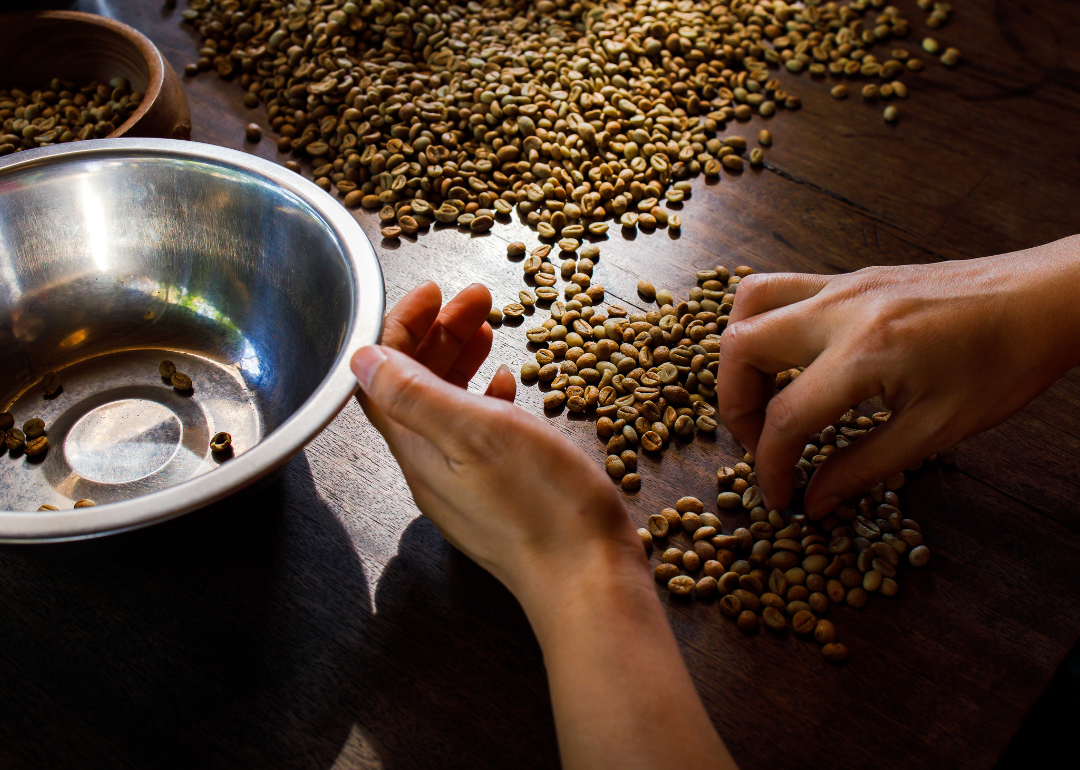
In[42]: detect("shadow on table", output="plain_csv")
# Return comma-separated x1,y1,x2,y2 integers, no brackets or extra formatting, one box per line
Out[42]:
0,453,557,770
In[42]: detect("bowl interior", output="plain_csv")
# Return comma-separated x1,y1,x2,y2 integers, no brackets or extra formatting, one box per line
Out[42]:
0,149,355,511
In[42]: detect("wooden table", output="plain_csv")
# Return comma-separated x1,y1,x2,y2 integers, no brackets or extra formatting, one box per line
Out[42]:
2,1,1079,767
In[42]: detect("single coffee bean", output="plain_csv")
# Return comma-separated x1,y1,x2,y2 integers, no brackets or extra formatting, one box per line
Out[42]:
737,610,758,631
718,572,741,595
38,504,60,511
909,545,930,567
846,587,868,608
704,560,725,580
22,418,45,439
814,619,838,645
826,580,847,603
661,508,682,530
768,568,787,596
171,372,193,391
654,563,680,583
159,360,177,378
25,436,49,456
5,428,25,451
245,123,262,142
42,372,61,396
720,594,742,617
871,541,900,566
808,592,829,614
738,574,763,595
668,575,695,596
822,642,849,662
759,592,785,611
682,550,701,572
621,473,641,491
640,431,663,451
880,577,899,597
731,589,760,613
661,547,683,566
647,514,670,538
210,432,232,453
605,454,625,478
74,499,96,508
717,492,742,510
762,606,786,631
792,610,816,634
694,541,717,562
749,539,772,565
637,528,653,550
786,586,810,603
676,496,704,514
695,575,718,599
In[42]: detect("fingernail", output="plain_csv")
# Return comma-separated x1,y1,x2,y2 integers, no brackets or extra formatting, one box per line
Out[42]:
351,345,387,392
808,496,841,521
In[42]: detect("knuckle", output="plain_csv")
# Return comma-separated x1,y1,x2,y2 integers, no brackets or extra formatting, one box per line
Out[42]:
853,303,917,360
733,272,763,300
719,322,748,360
765,395,801,439
385,366,429,424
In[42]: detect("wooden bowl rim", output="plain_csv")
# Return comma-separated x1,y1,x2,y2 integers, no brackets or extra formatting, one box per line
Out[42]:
0,9,167,138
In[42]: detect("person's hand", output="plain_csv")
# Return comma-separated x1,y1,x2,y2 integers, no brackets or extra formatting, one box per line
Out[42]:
354,282,733,770
717,235,1080,519
352,281,642,605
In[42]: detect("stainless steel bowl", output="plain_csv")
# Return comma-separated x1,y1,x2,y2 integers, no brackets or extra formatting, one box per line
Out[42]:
0,139,384,541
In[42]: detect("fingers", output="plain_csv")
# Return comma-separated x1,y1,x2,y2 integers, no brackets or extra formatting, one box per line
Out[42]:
729,273,832,325
717,308,827,454
413,283,493,378
753,351,877,512
802,407,939,519
380,281,443,355
352,345,477,454
445,322,494,389
484,364,517,402
715,353,771,456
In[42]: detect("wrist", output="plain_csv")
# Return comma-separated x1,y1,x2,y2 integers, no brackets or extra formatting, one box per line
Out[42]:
509,532,654,642
1016,234,1080,368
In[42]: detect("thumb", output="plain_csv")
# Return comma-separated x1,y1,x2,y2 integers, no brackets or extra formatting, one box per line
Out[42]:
484,363,517,402
803,407,936,520
352,345,477,453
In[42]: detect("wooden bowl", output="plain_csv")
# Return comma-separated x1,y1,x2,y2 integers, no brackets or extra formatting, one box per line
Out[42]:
0,10,190,140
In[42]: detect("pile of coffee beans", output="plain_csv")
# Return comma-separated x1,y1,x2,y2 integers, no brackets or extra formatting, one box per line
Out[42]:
640,433,942,660
177,0,963,236
0,78,143,156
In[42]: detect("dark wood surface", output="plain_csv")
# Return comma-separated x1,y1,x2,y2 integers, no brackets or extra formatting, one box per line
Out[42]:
2,1,1080,768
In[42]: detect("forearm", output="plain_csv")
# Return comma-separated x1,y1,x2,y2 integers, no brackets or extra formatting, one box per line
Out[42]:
517,542,736,770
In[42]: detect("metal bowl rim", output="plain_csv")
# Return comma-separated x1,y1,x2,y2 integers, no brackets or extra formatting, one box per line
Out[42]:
0,138,384,542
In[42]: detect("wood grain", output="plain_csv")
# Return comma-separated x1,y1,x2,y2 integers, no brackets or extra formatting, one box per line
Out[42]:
1,1,1079,768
